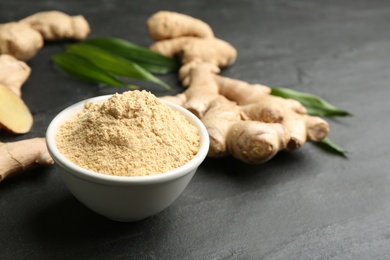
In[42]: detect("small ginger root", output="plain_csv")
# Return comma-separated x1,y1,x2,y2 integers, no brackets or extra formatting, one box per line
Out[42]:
20,10,91,41
0,138,54,182
150,36,237,68
148,11,330,164
0,10,90,61
147,11,236,68
147,11,214,41
0,22,44,61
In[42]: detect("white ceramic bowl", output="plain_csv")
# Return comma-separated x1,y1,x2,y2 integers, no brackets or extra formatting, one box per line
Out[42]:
46,95,209,222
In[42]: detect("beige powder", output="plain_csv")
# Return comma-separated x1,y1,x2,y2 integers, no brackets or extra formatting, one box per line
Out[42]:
55,90,200,176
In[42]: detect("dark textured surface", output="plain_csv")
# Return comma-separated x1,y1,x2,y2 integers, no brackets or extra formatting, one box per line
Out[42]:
1,0,390,259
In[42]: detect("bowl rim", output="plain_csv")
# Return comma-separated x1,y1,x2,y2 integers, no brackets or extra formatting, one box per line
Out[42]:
46,94,210,186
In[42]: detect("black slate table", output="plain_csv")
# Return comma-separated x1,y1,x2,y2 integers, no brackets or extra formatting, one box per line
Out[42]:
1,0,390,259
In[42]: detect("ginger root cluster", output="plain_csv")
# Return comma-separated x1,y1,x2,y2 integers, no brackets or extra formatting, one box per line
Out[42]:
0,11,90,181
147,11,330,164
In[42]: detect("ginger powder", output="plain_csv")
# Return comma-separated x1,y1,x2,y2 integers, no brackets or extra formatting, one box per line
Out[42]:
55,90,200,176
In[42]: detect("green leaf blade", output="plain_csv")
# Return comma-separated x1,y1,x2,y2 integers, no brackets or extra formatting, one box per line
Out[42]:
83,37,179,74
65,43,171,90
271,87,352,117
52,53,126,87
314,136,348,156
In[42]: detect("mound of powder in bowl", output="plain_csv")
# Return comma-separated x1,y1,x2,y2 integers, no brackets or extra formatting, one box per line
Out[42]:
55,90,201,176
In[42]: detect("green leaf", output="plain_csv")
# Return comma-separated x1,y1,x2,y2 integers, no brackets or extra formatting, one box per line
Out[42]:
314,136,348,156
83,37,179,74
271,87,351,117
65,43,172,90
52,53,127,87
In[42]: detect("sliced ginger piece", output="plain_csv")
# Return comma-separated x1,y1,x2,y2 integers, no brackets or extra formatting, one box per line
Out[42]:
0,83,33,134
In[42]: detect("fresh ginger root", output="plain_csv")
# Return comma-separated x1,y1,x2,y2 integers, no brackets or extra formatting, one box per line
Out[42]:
0,10,90,61
202,96,288,163
0,22,44,61
147,11,235,67
150,37,237,68
147,11,214,41
20,10,90,41
148,11,330,164
0,138,54,182
163,62,329,163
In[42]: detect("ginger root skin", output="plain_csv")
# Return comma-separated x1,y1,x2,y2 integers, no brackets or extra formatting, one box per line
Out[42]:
20,10,91,41
147,11,214,41
0,54,31,97
0,22,44,61
0,138,54,182
227,121,287,164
